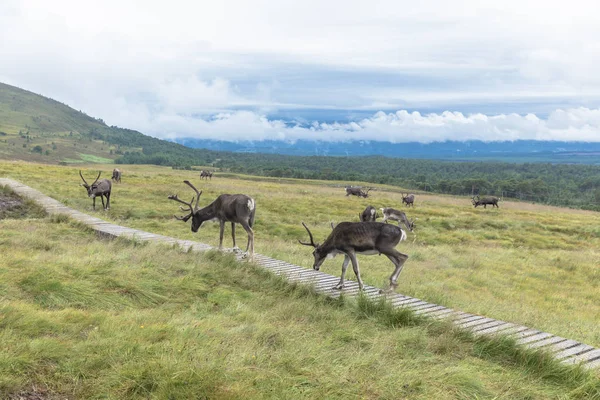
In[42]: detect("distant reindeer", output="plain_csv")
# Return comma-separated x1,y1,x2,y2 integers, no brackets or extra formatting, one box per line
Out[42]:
359,205,378,222
169,180,255,258
299,222,408,293
111,168,122,183
79,170,112,210
472,195,499,209
345,186,371,198
380,207,416,232
200,170,213,180
401,193,415,207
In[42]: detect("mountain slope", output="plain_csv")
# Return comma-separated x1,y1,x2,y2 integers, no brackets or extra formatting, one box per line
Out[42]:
0,82,217,166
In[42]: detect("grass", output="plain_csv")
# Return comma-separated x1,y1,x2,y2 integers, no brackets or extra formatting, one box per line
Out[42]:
1,214,599,399
2,160,599,351
0,184,47,219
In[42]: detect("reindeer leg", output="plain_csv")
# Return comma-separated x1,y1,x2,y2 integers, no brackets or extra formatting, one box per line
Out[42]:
240,221,254,260
347,251,364,290
219,220,225,250
381,249,408,293
105,192,110,210
231,222,239,251
333,255,351,290
92,197,96,211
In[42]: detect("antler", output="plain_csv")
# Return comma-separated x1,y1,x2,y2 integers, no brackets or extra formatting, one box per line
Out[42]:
168,194,194,222
79,170,88,186
91,171,101,186
183,180,202,211
298,222,317,247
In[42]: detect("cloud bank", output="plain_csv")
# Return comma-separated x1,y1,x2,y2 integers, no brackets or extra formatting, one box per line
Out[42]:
145,107,600,143
1,0,600,143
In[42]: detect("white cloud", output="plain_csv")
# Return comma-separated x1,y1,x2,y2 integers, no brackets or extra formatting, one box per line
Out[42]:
138,107,600,143
1,0,600,143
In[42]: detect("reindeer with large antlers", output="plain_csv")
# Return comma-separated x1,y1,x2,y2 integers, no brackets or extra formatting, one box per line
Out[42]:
299,221,408,293
168,180,256,258
79,170,112,210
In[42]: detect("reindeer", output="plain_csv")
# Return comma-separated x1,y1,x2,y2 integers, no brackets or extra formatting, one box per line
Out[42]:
168,180,255,258
359,205,378,222
345,186,371,198
401,193,415,207
299,222,408,293
111,168,122,183
200,170,213,180
380,207,416,232
472,195,499,209
79,170,112,210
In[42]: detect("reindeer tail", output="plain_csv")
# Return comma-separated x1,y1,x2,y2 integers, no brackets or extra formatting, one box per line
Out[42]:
400,229,407,242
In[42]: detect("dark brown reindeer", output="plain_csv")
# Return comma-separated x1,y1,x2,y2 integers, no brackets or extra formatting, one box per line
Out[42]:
299,222,408,293
345,186,371,198
359,205,378,222
472,195,499,209
111,168,122,183
401,193,415,207
79,170,112,210
169,180,255,258
380,207,416,232
200,170,213,180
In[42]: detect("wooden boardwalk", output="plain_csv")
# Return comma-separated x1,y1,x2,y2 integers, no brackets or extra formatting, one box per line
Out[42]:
2,177,599,371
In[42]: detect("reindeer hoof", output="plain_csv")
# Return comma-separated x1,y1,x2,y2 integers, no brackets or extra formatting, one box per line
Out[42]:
332,284,345,290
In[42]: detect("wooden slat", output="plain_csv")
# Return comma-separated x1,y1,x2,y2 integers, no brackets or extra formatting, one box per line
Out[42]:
561,349,600,365
525,336,568,349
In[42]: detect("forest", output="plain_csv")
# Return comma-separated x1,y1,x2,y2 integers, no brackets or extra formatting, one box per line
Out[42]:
116,144,600,211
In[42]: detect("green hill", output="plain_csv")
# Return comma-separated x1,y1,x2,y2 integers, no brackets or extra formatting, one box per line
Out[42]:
0,82,217,166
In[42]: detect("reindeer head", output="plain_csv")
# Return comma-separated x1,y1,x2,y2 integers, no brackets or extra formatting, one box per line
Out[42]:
472,196,480,207
298,222,330,271
168,180,204,232
79,170,102,198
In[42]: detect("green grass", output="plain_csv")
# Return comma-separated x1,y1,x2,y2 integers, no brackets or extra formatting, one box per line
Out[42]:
1,214,599,399
2,161,600,351
0,184,47,219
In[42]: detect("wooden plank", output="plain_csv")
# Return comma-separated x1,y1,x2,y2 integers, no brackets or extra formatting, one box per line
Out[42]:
554,344,595,360
489,325,529,337
414,306,448,315
545,339,581,353
424,308,455,318
516,332,554,345
525,336,568,349
585,357,600,370
407,303,439,312
460,317,497,329
509,329,541,340
470,320,508,332
474,323,515,336
561,349,600,365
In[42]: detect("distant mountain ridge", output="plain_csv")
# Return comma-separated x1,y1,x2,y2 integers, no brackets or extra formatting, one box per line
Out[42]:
175,138,600,164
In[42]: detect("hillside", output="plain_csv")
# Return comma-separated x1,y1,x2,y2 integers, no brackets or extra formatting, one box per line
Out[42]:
2,82,600,210
0,82,218,166
1,167,600,398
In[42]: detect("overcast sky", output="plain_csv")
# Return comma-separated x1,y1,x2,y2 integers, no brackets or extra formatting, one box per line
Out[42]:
1,0,600,142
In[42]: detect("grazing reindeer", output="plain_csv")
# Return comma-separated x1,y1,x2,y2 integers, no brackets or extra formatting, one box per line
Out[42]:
345,186,371,198
200,170,213,180
168,180,255,258
359,205,378,222
472,195,499,209
299,222,408,293
111,168,122,183
380,207,416,232
79,170,112,210
401,193,415,207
